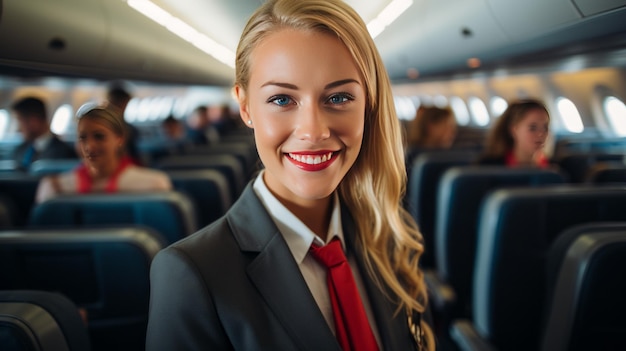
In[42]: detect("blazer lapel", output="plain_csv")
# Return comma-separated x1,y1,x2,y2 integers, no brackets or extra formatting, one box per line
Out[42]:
227,185,341,351
342,207,416,351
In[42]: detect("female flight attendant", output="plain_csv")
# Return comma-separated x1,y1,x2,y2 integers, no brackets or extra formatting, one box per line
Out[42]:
35,103,171,203
477,99,551,167
146,1,434,350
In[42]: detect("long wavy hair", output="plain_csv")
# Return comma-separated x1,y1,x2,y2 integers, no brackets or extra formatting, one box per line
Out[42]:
235,0,433,347
482,99,549,158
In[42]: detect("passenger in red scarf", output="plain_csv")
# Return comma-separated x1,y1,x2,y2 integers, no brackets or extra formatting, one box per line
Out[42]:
477,99,551,168
35,103,171,203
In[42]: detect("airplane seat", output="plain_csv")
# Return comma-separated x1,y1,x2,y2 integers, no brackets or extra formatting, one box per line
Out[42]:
426,166,565,336
0,227,164,351
586,164,626,184
0,175,41,227
0,195,16,228
542,223,626,351
450,186,626,351
406,150,477,268
554,153,624,183
28,159,81,176
0,290,91,351
0,160,19,174
157,154,245,201
184,141,259,179
28,192,196,245
167,169,232,229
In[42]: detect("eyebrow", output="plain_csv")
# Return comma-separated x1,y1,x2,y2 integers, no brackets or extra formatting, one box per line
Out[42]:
261,78,360,90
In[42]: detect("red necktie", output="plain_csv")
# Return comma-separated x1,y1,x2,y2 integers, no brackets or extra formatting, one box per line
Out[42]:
309,239,379,351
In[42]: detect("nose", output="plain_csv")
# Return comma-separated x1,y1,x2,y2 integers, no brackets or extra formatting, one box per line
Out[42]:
294,104,330,142
81,137,93,154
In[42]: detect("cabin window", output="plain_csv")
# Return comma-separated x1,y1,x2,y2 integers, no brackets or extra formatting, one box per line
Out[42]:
0,109,9,139
604,96,626,137
137,98,153,123
468,97,490,127
394,96,417,121
450,96,470,126
556,97,584,133
490,96,508,118
156,96,175,120
433,95,448,108
51,104,73,135
125,98,140,123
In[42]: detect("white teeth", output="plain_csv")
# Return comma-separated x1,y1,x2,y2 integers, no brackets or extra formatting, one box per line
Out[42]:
289,152,333,165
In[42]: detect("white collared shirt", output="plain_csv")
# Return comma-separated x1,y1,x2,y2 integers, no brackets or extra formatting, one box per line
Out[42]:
253,171,381,346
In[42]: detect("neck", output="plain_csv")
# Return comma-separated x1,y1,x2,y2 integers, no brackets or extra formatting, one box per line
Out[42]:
277,194,333,241
88,159,121,180
514,148,535,165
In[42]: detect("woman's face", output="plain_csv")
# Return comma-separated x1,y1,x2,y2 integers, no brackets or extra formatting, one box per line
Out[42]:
77,117,123,171
237,29,366,208
511,108,550,156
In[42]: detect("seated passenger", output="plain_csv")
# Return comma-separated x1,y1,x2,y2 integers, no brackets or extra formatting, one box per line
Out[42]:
185,105,220,145
406,106,457,149
35,103,172,203
11,97,77,170
477,99,550,167
161,115,188,154
106,83,143,165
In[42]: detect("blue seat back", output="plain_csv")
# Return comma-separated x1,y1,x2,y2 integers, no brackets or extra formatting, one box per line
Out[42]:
473,186,626,351
542,223,626,351
435,166,565,318
0,290,91,351
29,192,196,244
0,175,40,227
168,170,232,228
28,159,81,176
0,227,163,351
406,150,476,267
157,154,245,201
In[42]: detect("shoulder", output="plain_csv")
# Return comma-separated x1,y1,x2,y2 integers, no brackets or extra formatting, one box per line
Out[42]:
157,217,241,277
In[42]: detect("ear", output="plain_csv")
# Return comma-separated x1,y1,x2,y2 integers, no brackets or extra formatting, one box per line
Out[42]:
234,85,252,129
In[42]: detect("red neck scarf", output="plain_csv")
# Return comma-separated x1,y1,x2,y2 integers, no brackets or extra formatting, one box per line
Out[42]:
505,150,548,168
75,156,133,193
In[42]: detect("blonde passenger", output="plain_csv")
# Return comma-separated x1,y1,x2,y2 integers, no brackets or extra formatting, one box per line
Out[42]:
35,103,171,203
407,106,457,148
146,0,434,350
478,99,550,167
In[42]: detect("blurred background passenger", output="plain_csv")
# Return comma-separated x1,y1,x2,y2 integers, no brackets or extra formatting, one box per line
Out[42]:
477,99,550,167
106,83,142,164
11,96,77,170
207,103,235,135
161,115,188,154
35,103,171,203
185,105,219,145
406,106,457,149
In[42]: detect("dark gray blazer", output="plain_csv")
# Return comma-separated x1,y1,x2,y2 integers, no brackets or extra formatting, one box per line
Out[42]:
146,183,419,351
12,135,77,169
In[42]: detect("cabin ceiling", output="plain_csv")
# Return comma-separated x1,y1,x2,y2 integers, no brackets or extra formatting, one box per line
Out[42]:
0,0,625,86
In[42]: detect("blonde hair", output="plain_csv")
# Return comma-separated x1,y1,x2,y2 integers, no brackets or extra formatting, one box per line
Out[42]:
235,0,433,347
483,99,549,158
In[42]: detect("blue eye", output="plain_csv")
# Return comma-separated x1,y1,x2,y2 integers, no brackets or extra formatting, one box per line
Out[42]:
328,93,353,105
269,95,292,106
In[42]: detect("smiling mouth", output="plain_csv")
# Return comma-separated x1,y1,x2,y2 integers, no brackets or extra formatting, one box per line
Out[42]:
286,151,338,171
